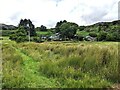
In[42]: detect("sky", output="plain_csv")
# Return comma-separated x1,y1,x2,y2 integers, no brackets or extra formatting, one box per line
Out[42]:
0,0,119,28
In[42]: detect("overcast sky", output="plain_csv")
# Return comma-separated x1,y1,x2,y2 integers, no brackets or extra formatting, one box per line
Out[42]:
0,0,119,28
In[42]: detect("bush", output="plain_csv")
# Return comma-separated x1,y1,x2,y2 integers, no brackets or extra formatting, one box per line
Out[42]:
112,32,120,41
9,34,17,40
89,32,97,37
78,35,84,41
32,37,42,43
9,27,29,43
97,31,107,41
16,36,27,43
106,34,113,41
79,26,85,31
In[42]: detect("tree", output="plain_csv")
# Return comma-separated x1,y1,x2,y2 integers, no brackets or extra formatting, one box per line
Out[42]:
18,19,36,36
89,32,97,37
55,20,67,33
18,19,24,27
9,26,28,42
106,34,113,41
97,31,107,41
35,27,40,31
58,22,78,40
40,25,47,31
112,32,120,41
79,26,85,31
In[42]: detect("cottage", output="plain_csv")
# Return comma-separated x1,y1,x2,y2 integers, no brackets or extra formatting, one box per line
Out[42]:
49,33,61,41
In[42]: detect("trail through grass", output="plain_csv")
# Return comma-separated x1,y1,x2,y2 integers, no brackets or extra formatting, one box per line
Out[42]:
5,42,57,88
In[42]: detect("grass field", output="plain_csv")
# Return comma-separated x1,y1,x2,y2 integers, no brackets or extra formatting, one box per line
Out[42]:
77,31,89,36
1,38,119,88
0,30,51,37
36,31,51,36
0,30,17,36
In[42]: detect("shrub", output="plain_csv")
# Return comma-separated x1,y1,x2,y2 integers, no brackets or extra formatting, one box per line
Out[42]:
97,31,107,41
78,35,84,41
9,34,17,40
32,37,42,43
89,32,97,37
16,36,27,43
106,34,113,41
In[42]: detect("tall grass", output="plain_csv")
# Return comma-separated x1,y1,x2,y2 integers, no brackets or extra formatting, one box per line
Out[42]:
16,41,118,88
2,41,58,88
2,43,24,88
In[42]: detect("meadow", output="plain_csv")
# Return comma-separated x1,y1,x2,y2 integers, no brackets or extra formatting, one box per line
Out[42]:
1,37,119,88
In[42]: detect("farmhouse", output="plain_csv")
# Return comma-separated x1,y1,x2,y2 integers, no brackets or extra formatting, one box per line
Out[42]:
49,33,61,41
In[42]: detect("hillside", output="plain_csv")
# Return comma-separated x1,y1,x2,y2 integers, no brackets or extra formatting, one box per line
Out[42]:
0,23,17,30
80,20,120,33
78,20,120,41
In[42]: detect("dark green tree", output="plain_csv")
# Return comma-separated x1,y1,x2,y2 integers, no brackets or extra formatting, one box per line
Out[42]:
35,27,40,31
18,19,24,27
40,25,47,31
58,22,78,40
79,26,85,31
55,20,67,33
106,34,113,41
27,19,36,36
89,32,97,37
9,26,28,42
18,19,36,36
97,31,107,41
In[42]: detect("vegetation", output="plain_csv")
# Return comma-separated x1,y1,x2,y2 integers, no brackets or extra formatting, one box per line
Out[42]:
58,22,79,40
1,19,119,88
9,27,28,43
0,30,17,36
80,20,120,41
36,25,47,31
9,19,37,42
1,38,119,88
1,19,119,42
18,19,36,36
0,23,17,30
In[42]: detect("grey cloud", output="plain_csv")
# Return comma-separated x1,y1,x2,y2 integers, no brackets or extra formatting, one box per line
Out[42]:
81,10,108,24
1,0,118,28
9,12,21,21
9,12,22,26
46,20,57,28
70,6,78,13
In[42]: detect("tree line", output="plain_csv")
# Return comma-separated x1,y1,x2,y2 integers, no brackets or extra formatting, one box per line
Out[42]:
9,19,120,42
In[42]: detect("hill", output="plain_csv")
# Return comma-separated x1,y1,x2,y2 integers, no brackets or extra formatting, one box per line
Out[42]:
0,23,17,30
78,20,120,41
80,20,120,33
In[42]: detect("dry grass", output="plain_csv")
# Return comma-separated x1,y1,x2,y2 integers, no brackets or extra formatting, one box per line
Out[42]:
2,41,119,88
